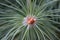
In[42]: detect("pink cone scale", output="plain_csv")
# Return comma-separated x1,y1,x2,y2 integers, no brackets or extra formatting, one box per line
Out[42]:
23,15,37,26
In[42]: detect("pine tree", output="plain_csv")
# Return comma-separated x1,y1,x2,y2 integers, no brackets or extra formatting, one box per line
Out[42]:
0,0,60,40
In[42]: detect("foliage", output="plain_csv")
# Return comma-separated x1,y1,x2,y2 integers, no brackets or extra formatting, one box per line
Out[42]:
0,0,60,40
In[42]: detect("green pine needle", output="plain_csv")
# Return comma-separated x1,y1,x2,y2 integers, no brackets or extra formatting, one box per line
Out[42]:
0,0,60,40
